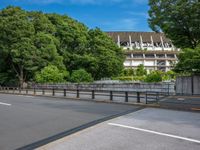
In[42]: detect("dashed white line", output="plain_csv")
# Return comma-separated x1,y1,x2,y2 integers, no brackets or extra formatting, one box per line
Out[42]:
108,123,200,144
0,102,12,106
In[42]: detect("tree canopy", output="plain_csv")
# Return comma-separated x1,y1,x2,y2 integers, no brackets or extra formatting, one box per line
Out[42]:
148,0,200,49
173,45,200,74
136,64,147,76
70,69,93,83
0,6,124,86
35,65,69,83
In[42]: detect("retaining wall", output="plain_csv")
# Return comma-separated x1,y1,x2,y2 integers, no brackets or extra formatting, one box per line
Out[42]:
32,82,175,94
176,76,200,95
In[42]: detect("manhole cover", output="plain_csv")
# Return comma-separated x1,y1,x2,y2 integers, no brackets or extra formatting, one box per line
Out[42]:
177,98,185,101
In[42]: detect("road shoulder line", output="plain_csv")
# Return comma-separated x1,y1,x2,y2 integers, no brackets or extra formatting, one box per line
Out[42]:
108,123,200,144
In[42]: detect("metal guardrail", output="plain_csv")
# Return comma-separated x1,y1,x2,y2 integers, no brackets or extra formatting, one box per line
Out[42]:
0,87,169,104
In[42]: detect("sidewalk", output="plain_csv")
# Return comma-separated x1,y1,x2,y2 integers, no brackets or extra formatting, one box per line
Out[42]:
159,95,200,111
37,108,200,150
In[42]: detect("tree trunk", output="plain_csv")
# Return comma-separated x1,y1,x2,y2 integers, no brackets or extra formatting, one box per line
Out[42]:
19,68,24,89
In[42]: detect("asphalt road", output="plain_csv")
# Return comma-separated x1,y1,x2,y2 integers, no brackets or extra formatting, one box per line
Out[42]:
1,89,149,103
38,108,200,150
160,96,200,110
0,94,140,150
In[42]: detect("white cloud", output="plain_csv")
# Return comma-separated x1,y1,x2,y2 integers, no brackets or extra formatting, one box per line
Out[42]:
132,0,148,5
126,11,149,18
70,0,148,5
69,0,124,5
103,18,138,31
14,0,147,5
14,0,64,4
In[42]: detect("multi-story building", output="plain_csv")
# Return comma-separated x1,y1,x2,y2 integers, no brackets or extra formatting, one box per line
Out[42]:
106,32,179,73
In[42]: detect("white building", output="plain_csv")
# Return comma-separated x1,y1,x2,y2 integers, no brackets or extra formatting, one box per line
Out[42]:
106,32,179,73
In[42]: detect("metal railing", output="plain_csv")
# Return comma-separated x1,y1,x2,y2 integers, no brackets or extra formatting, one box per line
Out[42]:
0,87,169,104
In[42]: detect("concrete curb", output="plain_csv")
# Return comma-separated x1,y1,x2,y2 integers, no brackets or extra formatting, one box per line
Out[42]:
0,91,160,108
1,92,199,112
16,107,144,150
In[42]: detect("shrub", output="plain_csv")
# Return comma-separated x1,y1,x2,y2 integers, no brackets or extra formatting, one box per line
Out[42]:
113,76,146,81
70,69,93,83
35,65,69,83
145,71,162,82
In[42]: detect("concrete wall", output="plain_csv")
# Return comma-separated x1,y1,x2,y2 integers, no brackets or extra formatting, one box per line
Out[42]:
32,82,175,94
193,76,200,95
176,76,200,95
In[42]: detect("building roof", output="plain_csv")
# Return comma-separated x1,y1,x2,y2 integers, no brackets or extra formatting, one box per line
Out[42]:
106,31,172,43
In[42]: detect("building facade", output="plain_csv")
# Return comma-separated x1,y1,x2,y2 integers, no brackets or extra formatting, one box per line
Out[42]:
106,32,179,73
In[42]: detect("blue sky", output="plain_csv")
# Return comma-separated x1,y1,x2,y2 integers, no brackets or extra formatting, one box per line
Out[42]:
0,0,151,31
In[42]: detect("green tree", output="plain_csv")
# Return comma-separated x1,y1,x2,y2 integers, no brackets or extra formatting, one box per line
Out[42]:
0,7,64,87
70,69,93,83
88,28,124,79
35,65,69,83
0,6,125,86
145,71,162,82
174,45,200,74
0,7,36,87
162,70,176,81
136,64,147,76
148,0,200,49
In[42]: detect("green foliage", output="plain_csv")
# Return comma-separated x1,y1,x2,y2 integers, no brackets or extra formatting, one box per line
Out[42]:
115,68,175,82
122,68,135,76
145,71,162,83
35,65,69,83
174,45,200,74
162,70,176,81
0,7,64,87
136,64,147,76
114,76,146,81
70,69,93,83
0,6,124,86
87,28,124,79
148,0,200,49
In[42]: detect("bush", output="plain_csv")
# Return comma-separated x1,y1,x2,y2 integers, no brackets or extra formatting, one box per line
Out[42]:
113,76,146,81
70,69,93,83
35,65,69,83
136,64,147,76
145,71,162,82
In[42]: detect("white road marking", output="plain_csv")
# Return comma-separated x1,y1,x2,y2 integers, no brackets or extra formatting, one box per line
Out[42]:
108,123,200,144
0,102,11,106
25,96,34,98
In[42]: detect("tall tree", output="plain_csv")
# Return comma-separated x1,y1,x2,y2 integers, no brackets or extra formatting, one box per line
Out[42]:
136,64,147,76
0,7,64,87
148,0,200,49
0,6,125,85
173,45,200,74
88,28,125,79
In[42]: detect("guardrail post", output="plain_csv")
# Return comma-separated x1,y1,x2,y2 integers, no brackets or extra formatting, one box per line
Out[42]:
26,89,28,94
34,88,36,95
52,88,55,96
92,90,95,99
110,91,113,101
77,90,79,98
145,92,148,104
19,88,21,94
64,89,66,97
137,92,140,103
168,83,170,96
125,92,128,102
42,89,45,95
156,92,159,103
